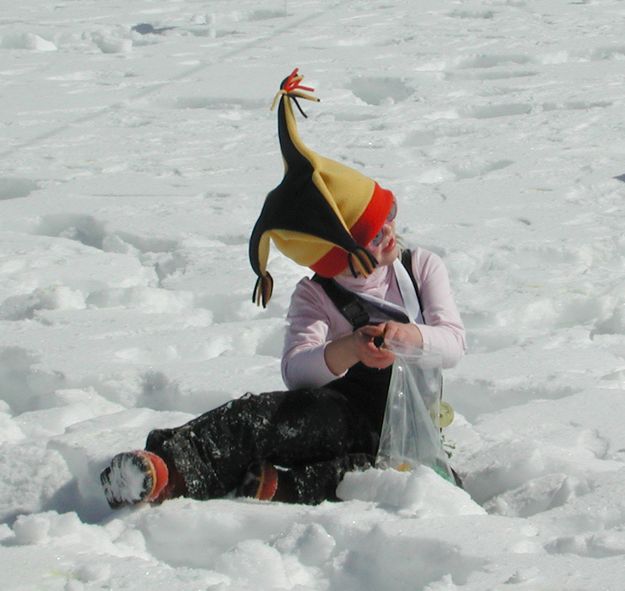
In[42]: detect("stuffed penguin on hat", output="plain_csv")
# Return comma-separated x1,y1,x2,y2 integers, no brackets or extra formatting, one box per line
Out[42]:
249,68,395,307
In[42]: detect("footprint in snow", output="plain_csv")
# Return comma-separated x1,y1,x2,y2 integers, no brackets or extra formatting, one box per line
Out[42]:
348,76,415,106
0,178,39,201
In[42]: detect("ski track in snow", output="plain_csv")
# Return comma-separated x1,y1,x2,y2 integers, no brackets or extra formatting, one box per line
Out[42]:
2,0,625,589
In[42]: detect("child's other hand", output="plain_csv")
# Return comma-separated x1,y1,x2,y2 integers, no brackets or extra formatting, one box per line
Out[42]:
376,321,424,350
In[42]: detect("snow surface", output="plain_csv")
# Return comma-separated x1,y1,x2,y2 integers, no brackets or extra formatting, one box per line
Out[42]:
2,0,625,589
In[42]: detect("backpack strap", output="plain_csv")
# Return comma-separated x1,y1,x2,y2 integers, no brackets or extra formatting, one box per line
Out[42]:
312,249,425,330
311,274,370,330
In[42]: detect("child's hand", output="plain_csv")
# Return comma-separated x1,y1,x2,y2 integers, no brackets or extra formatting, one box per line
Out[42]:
353,325,395,369
376,321,424,350
325,323,414,376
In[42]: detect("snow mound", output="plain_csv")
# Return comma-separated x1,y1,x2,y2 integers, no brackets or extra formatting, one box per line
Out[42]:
337,466,485,517
1,33,56,51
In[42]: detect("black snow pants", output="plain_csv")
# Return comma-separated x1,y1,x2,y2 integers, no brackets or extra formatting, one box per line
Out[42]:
144,383,386,504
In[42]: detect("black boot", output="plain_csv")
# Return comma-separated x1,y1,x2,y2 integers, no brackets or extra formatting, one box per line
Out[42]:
238,454,373,505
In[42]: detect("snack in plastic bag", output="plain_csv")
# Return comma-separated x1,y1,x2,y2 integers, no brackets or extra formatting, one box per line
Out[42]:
375,339,454,482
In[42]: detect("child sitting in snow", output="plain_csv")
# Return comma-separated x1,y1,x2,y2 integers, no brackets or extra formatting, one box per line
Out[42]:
100,69,466,508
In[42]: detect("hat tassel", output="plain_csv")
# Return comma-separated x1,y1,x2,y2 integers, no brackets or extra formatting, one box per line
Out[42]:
270,68,319,115
348,247,378,278
253,273,274,308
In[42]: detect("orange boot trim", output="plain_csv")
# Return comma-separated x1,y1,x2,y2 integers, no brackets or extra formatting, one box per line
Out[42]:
142,451,170,502
256,463,279,501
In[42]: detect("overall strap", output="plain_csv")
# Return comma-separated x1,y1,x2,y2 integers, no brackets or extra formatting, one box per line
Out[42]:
311,274,370,329
400,249,424,321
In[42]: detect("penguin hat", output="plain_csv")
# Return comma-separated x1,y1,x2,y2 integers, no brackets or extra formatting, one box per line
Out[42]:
249,68,396,307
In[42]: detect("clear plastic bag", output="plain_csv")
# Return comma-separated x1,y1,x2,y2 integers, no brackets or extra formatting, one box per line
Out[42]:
375,340,454,482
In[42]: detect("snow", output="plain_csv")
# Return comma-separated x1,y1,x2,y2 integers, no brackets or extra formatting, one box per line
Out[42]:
1,0,625,588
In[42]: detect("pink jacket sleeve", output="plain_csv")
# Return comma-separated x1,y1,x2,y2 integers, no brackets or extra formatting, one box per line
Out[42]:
281,278,352,390
281,248,466,389
412,249,466,369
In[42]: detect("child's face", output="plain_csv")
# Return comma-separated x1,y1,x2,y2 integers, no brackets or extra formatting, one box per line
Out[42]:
367,196,399,266
367,219,399,267
337,199,399,276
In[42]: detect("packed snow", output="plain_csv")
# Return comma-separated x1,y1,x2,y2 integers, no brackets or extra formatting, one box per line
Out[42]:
2,0,625,589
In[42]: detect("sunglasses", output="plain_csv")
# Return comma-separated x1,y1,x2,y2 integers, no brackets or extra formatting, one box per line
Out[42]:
370,199,397,247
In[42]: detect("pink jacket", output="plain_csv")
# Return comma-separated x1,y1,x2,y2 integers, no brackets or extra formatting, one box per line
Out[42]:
282,247,466,389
